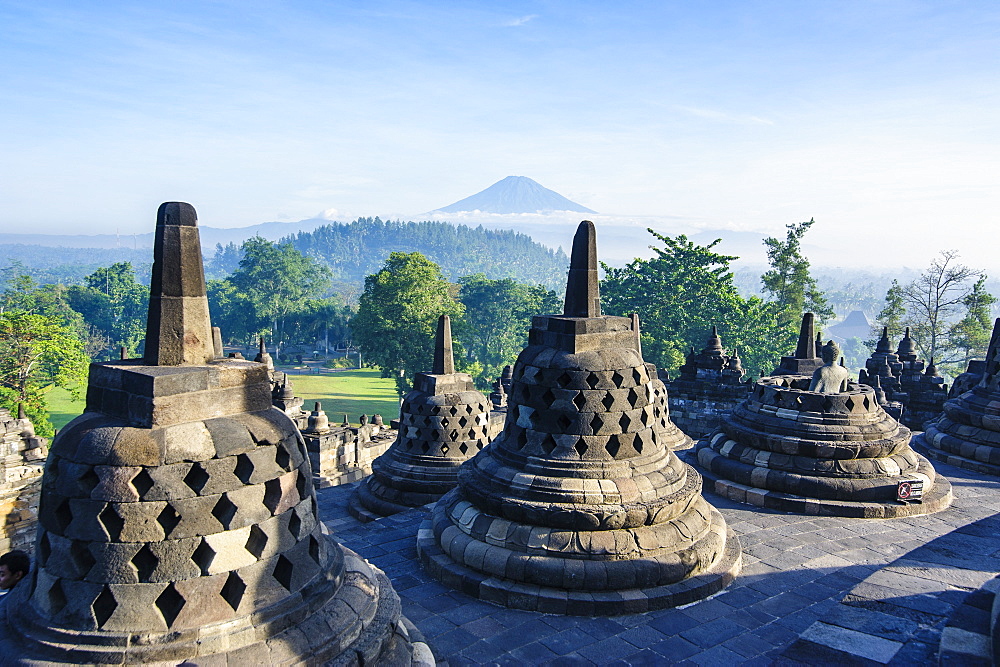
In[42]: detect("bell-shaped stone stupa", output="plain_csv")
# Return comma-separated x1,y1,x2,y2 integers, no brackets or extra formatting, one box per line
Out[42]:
697,339,952,518
916,318,1000,475
349,315,492,522
0,203,421,664
417,221,740,615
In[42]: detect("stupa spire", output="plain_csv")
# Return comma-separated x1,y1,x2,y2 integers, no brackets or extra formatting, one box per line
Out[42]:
433,314,455,375
143,202,214,366
563,220,601,317
876,326,892,353
794,313,817,359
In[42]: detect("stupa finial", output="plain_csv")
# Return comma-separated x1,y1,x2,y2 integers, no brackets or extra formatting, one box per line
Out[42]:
563,220,601,318
143,202,214,366
794,313,817,359
433,314,455,375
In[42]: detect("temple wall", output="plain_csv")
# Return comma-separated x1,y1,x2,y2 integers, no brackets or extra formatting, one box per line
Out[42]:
668,382,750,440
0,409,46,553
306,410,506,489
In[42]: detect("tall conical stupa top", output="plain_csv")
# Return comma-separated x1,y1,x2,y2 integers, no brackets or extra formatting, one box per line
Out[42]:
793,313,817,359
896,327,917,357
143,202,214,366
254,335,274,370
433,314,455,374
563,220,601,317
631,312,643,357
706,325,724,352
875,326,892,354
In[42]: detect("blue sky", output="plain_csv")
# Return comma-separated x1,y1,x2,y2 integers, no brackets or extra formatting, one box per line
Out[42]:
2,2,998,268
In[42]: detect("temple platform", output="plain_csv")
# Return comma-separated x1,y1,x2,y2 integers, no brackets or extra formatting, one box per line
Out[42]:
316,458,1000,664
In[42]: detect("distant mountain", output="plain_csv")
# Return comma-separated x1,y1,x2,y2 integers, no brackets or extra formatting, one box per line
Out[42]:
432,176,596,214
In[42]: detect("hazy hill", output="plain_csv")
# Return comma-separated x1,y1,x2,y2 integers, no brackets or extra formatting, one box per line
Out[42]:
281,218,569,289
432,176,595,214
0,218,331,250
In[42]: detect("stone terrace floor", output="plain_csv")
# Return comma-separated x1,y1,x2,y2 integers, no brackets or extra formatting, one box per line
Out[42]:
316,458,1000,666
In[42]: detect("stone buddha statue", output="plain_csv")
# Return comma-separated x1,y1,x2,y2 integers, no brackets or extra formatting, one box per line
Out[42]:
809,340,851,393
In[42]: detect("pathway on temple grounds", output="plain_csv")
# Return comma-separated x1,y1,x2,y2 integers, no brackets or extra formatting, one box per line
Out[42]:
316,458,1000,665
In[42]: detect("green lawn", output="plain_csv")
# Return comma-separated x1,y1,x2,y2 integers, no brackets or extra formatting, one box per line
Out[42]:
283,369,400,426
47,385,86,431
47,368,400,430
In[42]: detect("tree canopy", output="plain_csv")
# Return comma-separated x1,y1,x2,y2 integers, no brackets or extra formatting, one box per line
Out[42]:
0,274,89,436
456,274,560,388
601,229,790,376
761,219,834,327
66,262,148,359
869,251,994,375
214,237,333,350
350,252,464,394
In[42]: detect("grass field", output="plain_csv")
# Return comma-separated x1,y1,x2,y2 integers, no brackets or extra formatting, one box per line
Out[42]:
45,368,400,430
47,385,85,431
283,369,400,426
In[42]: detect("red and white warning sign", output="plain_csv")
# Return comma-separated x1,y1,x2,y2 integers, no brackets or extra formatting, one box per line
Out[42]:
897,479,924,502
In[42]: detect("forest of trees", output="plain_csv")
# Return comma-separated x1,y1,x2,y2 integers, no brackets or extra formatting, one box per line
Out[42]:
207,217,570,294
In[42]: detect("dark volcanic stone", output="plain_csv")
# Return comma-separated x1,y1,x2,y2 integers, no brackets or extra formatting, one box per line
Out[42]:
4,202,420,665
417,221,740,614
695,374,952,518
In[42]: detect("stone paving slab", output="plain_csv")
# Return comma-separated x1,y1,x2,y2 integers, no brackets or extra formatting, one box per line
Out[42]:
316,458,1000,665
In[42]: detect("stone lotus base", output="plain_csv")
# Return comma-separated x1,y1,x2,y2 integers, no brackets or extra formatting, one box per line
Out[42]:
693,376,954,520
913,431,1000,477
416,485,742,616
348,475,435,523
914,385,1000,476
0,543,420,665
694,449,953,519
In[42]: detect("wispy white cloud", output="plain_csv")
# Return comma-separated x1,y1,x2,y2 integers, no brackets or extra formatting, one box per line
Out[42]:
503,14,538,27
675,105,774,125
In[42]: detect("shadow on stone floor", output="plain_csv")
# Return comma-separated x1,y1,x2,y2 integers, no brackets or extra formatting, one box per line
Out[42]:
313,460,1000,665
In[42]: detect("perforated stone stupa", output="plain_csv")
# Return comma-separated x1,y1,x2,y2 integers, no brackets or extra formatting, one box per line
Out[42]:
417,221,740,615
349,315,492,522
696,344,953,518
916,318,1000,475
0,203,420,664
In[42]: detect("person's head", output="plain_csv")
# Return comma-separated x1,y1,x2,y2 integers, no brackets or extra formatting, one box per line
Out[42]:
0,550,30,590
820,340,841,365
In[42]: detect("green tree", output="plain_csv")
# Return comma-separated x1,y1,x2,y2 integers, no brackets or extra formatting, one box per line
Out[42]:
761,219,834,327
601,229,789,376
207,278,256,347
868,279,907,348
949,276,996,369
0,307,89,438
283,297,353,354
456,274,560,388
227,237,332,350
900,251,982,364
66,262,148,359
351,252,464,395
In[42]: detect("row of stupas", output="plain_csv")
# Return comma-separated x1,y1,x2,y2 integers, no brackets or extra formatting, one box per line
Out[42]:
859,326,949,429
917,318,1000,475
0,208,986,663
668,315,953,440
